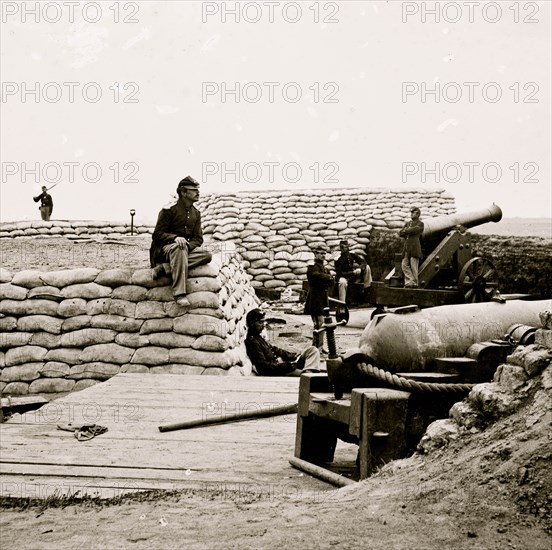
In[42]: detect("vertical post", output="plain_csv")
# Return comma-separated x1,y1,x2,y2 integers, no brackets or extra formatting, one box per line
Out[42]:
130,209,136,235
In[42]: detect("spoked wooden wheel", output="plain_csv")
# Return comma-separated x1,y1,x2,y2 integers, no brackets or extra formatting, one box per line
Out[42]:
459,257,500,303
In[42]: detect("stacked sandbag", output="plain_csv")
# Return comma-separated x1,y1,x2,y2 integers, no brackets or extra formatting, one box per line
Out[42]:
0,187,456,291
0,220,152,239
198,188,455,291
0,243,258,395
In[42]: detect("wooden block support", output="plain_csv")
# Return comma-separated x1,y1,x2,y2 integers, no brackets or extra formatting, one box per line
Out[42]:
294,375,410,479
294,374,338,464
357,389,410,479
434,357,478,382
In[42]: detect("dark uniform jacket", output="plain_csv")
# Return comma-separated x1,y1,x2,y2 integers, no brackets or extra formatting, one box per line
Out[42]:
305,260,333,316
33,192,53,208
335,252,366,281
150,199,204,267
245,332,298,376
399,219,424,259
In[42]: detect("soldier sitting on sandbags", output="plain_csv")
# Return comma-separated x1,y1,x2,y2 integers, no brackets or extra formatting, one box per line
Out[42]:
149,176,212,308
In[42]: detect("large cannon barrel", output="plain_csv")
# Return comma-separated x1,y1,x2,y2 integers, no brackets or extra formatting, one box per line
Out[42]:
422,204,502,239
359,299,549,373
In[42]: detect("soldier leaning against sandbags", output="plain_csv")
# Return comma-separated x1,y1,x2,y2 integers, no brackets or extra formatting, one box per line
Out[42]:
245,308,321,377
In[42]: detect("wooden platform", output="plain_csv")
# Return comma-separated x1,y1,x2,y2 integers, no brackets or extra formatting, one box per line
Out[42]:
0,374,331,499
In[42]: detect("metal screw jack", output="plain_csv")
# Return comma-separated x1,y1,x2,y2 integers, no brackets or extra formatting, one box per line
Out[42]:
314,307,347,399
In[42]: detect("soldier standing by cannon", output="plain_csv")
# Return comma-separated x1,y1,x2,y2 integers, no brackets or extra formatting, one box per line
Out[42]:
400,206,424,287
306,245,334,354
33,185,54,221
369,204,503,311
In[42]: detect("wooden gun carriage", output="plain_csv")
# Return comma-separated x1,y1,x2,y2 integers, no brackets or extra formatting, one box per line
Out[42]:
369,204,504,313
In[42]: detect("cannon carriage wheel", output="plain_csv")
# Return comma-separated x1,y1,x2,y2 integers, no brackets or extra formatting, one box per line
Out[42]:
328,297,349,325
459,256,500,303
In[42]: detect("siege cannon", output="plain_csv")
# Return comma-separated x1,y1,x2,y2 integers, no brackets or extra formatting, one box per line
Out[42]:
369,204,504,312
293,299,550,482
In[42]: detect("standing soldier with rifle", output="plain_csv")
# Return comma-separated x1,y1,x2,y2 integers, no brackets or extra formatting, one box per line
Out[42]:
33,185,54,221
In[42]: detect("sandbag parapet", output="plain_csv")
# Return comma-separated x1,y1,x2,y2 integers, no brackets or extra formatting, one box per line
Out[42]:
0,187,456,293
0,242,258,395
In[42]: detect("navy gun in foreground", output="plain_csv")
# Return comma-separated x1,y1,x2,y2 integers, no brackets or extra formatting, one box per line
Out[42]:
369,204,504,313
293,299,550,482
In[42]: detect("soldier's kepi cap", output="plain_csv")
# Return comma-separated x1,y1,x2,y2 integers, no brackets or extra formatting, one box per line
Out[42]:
177,176,200,190
246,308,266,327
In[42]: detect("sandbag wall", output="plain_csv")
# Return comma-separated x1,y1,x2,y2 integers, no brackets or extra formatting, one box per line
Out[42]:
0,188,456,291
198,188,456,292
0,244,258,395
0,220,152,239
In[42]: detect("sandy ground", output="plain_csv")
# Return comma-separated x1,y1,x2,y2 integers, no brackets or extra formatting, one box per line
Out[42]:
1,414,550,550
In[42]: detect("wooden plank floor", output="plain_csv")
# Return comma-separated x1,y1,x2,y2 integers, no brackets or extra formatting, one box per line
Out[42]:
0,374,332,499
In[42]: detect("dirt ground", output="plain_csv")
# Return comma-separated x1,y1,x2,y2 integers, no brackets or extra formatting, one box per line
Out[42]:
1,401,550,550
1,236,551,549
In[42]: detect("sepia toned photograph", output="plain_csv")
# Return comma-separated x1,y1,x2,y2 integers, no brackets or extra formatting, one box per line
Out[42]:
1,2,551,548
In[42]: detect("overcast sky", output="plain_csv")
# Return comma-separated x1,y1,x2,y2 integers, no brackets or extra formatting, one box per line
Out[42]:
1,0,550,224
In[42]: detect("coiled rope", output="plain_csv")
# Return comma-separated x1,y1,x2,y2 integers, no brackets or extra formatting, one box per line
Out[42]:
357,362,474,394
